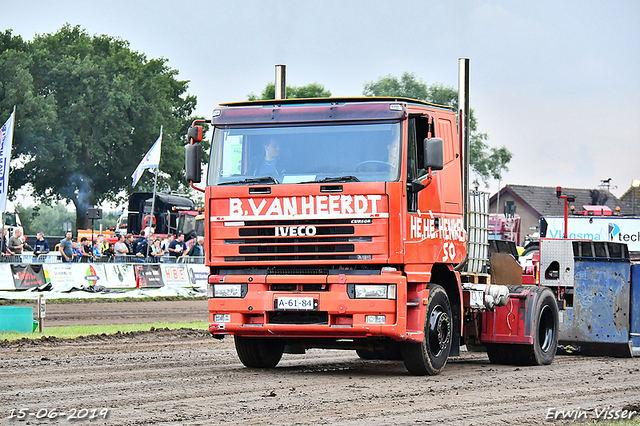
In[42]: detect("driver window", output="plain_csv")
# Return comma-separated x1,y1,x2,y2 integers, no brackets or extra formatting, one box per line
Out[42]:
407,115,430,212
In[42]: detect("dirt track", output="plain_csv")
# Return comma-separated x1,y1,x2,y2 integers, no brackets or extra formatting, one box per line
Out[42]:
1,301,640,425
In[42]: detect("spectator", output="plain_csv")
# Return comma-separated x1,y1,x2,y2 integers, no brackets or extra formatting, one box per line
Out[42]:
72,241,84,262
114,234,128,262
2,229,13,255
80,237,93,262
135,234,150,259
143,223,156,240
97,234,109,253
33,232,50,256
8,228,24,254
92,240,103,260
125,234,145,262
161,234,174,252
102,242,115,260
167,233,186,260
21,235,34,252
184,236,205,261
59,231,74,263
150,238,165,262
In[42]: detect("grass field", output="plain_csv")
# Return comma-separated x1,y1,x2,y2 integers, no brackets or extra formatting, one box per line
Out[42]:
0,321,209,341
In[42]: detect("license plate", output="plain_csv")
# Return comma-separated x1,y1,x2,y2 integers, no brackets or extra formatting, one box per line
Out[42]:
274,296,317,311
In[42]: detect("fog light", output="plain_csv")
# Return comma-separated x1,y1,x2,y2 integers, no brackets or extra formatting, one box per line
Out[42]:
365,315,386,324
214,314,231,322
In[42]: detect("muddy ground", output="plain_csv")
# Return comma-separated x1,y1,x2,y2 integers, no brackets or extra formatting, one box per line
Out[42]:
1,300,639,425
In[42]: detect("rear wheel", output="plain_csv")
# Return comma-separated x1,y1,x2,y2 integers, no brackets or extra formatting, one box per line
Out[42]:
234,336,285,368
487,287,558,366
401,284,452,375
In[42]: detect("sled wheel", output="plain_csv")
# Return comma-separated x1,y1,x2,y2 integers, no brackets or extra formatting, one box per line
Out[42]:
487,287,558,366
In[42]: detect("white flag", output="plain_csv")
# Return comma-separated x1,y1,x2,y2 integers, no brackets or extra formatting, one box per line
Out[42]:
0,110,15,213
131,128,162,187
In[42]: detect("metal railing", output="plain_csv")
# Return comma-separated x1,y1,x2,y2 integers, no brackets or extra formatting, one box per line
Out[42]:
178,256,205,264
2,252,207,265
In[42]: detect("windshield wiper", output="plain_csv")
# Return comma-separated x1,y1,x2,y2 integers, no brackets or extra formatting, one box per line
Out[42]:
299,175,360,184
219,176,279,186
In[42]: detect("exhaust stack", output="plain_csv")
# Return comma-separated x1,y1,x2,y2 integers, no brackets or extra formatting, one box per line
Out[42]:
455,58,471,272
458,58,470,234
275,64,286,100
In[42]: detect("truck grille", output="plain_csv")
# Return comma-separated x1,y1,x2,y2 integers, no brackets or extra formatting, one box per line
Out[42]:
212,218,387,263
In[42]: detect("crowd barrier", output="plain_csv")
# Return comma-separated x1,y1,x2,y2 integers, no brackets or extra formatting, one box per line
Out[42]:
0,261,209,292
1,253,205,264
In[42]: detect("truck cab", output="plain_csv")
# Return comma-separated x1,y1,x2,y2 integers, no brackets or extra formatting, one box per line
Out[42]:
196,97,469,374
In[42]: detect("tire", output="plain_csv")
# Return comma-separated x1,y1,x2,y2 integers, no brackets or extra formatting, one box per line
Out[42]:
401,284,453,375
234,336,285,368
486,287,558,366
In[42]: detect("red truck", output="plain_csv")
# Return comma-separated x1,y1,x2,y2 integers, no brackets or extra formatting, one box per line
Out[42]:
185,59,559,375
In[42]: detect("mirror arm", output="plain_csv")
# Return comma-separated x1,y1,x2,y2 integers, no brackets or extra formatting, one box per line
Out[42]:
410,168,435,193
190,180,205,193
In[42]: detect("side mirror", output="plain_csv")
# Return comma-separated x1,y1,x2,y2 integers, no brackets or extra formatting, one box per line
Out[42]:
423,138,444,171
187,125,204,142
185,143,202,183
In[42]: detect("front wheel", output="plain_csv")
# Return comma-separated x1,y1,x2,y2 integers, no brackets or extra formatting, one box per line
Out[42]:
401,284,452,375
234,336,285,368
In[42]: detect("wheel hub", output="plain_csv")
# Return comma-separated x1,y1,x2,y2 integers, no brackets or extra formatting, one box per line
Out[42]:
428,306,451,356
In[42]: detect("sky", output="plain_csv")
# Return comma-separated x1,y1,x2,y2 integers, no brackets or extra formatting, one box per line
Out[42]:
3,0,640,200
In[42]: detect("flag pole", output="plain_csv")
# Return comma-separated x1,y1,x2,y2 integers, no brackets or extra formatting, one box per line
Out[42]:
1,106,16,255
148,125,161,243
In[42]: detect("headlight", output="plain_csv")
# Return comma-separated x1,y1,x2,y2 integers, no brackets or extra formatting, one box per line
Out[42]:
354,284,396,299
213,284,242,298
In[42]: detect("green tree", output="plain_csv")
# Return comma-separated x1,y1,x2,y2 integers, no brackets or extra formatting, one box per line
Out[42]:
0,25,204,230
16,203,119,237
363,72,512,184
248,82,331,100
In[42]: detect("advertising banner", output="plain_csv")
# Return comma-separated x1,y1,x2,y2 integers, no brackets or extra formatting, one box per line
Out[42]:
188,264,209,289
103,264,137,288
544,216,640,252
42,264,77,288
133,264,164,288
11,264,46,290
0,264,15,290
161,264,190,286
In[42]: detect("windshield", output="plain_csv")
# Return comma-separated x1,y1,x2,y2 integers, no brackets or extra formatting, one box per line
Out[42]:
207,122,401,185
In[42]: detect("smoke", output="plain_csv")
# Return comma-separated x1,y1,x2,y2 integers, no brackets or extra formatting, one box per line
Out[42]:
61,172,94,213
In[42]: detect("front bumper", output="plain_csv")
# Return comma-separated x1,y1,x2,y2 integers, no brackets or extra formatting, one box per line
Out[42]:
208,273,412,341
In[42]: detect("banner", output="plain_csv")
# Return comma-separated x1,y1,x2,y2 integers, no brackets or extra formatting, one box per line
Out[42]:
131,128,162,187
0,264,14,290
103,263,136,288
544,216,640,252
161,264,190,286
189,264,209,288
0,109,15,212
11,264,46,290
133,264,164,288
